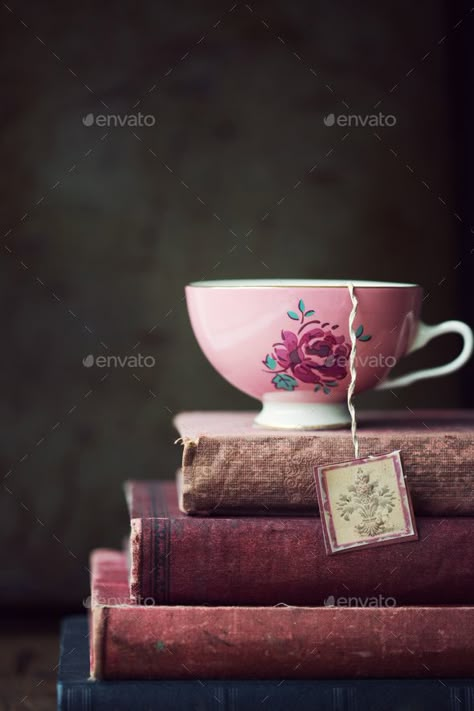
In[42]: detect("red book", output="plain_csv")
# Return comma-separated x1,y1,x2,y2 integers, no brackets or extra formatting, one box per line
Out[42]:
174,409,474,515
126,481,474,606
90,549,474,680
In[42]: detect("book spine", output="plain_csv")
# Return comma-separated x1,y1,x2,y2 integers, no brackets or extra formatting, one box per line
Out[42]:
136,516,474,605
129,518,143,602
91,606,474,680
180,433,474,515
57,683,229,711
131,517,170,603
57,679,474,711
90,607,106,680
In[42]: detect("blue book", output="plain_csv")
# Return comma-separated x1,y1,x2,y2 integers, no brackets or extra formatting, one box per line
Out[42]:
58,616,474,710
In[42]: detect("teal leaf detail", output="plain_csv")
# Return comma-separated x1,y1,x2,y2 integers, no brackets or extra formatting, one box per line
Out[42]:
305,310,315,317
323,386,331,395
287,311,299,320
359,334,372,341
272,373,298,391
264,354,277,370
314,385,321,392
298,299,305,313
325,381,338,387
355,324,364,338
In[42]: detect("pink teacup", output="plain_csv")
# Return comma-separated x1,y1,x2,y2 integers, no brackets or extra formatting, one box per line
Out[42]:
185,279,473,429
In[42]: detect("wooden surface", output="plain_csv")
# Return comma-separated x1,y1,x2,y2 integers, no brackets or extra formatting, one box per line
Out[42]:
0,618,59,711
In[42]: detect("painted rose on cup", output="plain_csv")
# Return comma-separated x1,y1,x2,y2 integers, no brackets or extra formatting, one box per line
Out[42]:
262,300,371,394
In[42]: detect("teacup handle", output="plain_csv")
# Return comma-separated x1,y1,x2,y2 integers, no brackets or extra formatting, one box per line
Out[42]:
376,320,474,390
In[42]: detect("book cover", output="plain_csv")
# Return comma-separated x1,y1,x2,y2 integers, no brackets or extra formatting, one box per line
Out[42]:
89,549,474,680
58,616,474,711
174,409,474,515
127,480,474,606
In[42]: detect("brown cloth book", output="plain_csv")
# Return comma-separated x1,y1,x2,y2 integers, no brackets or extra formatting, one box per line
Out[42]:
174,409,474,515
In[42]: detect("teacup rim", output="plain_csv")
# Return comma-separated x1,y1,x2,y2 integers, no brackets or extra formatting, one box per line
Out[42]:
188,279,420,289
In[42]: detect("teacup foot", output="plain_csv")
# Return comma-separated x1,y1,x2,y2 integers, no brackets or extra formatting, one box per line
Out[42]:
254,394,351,430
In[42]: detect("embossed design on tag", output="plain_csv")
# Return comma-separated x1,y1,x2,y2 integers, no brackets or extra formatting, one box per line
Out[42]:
315,451,417,554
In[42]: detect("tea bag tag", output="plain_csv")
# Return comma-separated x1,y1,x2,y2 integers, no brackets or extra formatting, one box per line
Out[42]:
313,283,418,555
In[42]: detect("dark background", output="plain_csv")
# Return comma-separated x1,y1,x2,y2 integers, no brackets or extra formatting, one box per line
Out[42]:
1,0,473,610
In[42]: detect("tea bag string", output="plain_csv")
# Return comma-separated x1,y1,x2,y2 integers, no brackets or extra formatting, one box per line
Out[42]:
347,282,359,459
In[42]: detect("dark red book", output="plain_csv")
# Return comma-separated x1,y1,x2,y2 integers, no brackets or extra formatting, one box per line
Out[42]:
90,549,474,680
126,481,474,606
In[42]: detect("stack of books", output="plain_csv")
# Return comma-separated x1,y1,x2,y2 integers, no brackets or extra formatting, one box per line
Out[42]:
57,409,474,710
